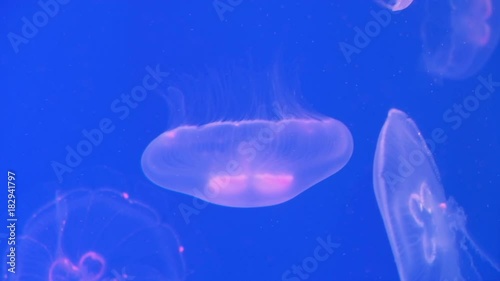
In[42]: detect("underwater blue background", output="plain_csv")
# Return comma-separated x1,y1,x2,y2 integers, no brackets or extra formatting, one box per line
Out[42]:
3,0,500,280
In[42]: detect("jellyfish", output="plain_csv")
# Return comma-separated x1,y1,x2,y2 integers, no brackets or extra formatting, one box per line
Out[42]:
420,0,500,79
375,0,414,12
373,108,500,280
377,0,499,79
3,189,186,281
141,66,353,208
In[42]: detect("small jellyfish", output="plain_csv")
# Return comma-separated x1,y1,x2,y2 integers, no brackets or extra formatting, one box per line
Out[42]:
141,67,353,208
373,108,500,280
420,0,500,79
376,0,414,11
3,189,186,281
376,0,499,79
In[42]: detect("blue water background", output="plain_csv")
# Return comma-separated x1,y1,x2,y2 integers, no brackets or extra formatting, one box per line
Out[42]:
3,0,500,280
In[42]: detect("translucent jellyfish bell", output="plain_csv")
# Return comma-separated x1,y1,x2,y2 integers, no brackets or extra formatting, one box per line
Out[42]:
376,0,500,79
420,0,500,79
3,189,186,281
141,67,353,208
373,108,500,280
375,0,414,11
